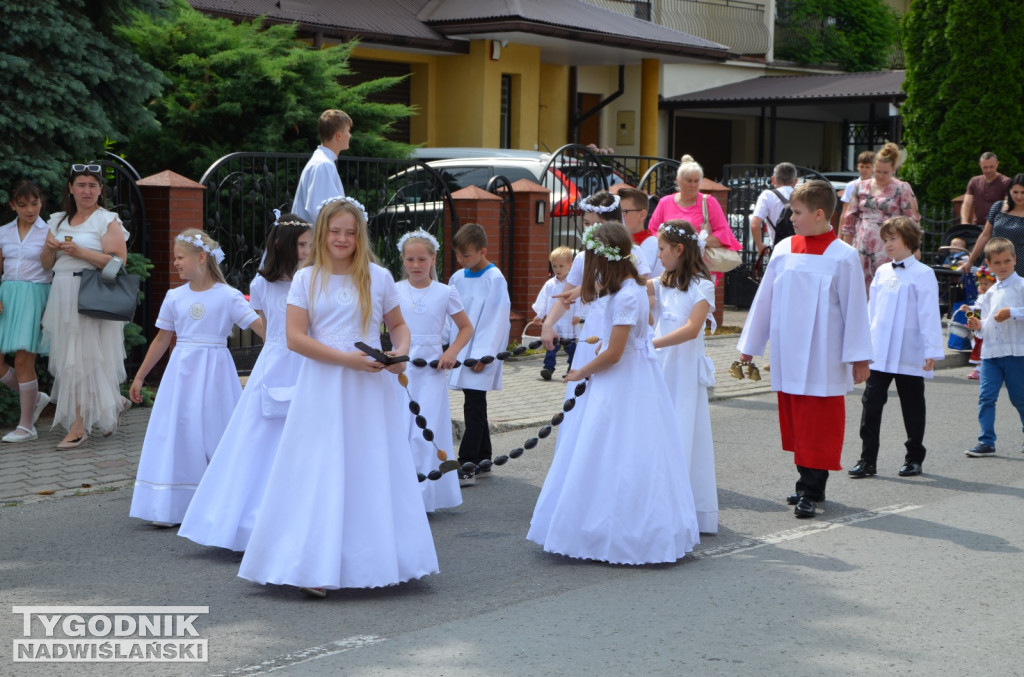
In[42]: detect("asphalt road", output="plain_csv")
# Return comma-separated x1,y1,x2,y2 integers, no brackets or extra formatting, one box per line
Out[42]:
3,366,1023,677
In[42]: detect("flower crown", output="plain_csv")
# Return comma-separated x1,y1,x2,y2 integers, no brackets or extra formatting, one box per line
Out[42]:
578,193,620,214
272,209,310,228
658,222,707,252
581,223,624,261
396,228,440,254
176,233,225,264
973,265,995,282
318,196,369,224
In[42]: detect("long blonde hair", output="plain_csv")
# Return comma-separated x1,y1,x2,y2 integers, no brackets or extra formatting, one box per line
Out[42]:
174,228,227,285
308,199,377,333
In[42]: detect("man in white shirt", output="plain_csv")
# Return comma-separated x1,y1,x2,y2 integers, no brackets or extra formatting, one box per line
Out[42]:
749,162,797,255
291,110,351,225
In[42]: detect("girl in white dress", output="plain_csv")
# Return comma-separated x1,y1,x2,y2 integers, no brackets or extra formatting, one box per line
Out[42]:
528,222,700,565
396,229,473,512
179,214,312,550
650,220,719,534
128,230,266,527
238,197,438,597
0,181,53,442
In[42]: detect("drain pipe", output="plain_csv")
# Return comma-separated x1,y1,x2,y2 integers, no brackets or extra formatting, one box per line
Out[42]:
570,65,626,143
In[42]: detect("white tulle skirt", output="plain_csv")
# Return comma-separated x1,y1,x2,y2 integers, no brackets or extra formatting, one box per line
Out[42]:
41,270,126,434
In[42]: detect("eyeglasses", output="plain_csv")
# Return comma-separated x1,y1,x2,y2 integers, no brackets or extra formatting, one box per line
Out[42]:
71,164,102,175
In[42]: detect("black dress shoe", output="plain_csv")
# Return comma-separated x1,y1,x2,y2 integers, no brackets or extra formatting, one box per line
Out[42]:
848,460,877,478
787,492,824,505
898,461,922,476
794,496,817,518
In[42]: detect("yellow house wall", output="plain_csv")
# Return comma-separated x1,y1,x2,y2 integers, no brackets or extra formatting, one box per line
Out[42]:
539,64,570,153
353,42,541,149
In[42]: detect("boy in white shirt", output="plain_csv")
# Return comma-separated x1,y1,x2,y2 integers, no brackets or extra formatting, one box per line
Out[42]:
291,109,351,224
964,237,1024,456
532,247,577,380
850,217,944,479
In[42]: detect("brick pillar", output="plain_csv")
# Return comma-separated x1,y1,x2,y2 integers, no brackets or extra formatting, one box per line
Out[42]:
507,179,552,344
137,171,206,315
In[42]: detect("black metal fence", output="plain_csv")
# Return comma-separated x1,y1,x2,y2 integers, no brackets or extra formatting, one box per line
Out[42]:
486,175,515,288
198,153,459,289
199,153,459,368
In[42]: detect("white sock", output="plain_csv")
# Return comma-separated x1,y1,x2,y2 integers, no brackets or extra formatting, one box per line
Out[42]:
18,380,38,430
0,367,17,391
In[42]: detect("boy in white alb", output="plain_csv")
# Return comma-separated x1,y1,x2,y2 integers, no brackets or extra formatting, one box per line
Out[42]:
532,246,578,380
447,224,511,479
738,181,872,519
850,217,944,479
964,237,1024,457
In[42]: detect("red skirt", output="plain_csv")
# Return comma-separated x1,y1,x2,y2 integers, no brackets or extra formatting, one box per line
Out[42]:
777,392,845,470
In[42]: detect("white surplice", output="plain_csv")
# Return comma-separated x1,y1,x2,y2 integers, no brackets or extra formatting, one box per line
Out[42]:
737,236,872,396
446,265,511,391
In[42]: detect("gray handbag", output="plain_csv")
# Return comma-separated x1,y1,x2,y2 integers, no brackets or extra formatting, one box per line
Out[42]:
75,256,141,321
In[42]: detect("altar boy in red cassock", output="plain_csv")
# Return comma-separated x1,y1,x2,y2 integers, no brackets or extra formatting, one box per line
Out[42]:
737,180,873,519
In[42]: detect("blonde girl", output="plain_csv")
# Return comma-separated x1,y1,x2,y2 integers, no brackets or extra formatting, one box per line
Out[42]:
129,229,265,527
396,228,473,511
650,219,719,534
239,197,439,597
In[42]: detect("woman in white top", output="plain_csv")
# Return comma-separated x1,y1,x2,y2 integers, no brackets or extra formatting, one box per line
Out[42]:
40,164,130,450
0,180,54,442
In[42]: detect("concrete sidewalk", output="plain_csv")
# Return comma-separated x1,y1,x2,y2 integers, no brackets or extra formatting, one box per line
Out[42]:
0,307,970,504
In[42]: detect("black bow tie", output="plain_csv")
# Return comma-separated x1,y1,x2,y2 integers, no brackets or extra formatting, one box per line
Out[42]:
893,262,905,269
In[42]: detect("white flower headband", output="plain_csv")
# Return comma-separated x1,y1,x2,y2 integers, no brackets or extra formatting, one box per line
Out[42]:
318,196,369,224
396,228,440,254
581,223,624,261
272,209,309,228
658,223,707,252
578,193,620,214
176,233,225,264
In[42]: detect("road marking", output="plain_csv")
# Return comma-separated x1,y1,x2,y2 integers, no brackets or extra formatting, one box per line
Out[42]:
692,503,922,560
216,635,385,675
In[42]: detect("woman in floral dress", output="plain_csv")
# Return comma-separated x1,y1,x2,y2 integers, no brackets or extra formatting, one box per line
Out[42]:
842,142,920,289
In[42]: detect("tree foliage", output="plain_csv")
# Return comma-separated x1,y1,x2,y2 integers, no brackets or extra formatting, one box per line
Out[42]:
117,0,414,180
775,0,900,72
901,0,1024,206
0,0,165,203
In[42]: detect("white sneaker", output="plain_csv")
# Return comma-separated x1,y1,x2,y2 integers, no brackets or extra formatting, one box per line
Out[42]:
32,392,50,425
459,473,475,487
2,425,37,443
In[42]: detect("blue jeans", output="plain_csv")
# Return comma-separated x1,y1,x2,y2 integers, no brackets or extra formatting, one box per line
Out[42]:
543,341,576,371
977,355,1024,446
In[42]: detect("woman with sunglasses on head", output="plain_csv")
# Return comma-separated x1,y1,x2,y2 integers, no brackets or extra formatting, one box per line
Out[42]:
40,164,130,449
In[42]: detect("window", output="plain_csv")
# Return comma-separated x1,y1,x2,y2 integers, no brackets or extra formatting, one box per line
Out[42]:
500,74,512,149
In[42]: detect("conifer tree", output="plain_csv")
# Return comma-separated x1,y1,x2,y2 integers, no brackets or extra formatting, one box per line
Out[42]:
117,0,413,179
901,0,1024,207
0,0,165,202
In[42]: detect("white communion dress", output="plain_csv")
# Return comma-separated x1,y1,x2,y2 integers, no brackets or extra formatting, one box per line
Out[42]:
396,279,463,512
178,275,307,550
652,277,719,534
528,279,700,564
238,264,439,589
129,283,259,524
